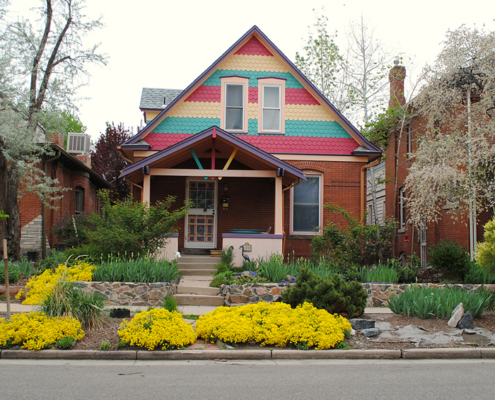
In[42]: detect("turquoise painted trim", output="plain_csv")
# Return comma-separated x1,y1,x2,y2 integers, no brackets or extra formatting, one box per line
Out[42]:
152,117,220,134
248,119,258,135
203,70,304,89
190,148,203,169
285,120,352,138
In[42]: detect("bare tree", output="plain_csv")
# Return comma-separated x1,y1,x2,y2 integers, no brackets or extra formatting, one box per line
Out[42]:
0,0,106,259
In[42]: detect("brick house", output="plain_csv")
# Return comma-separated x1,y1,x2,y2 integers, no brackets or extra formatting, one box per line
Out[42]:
119,26,382,265
19,132,110,258
374,62,492,265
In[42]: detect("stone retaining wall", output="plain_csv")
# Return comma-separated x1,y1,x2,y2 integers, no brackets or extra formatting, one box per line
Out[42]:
74,281,177,307
221,283,495,307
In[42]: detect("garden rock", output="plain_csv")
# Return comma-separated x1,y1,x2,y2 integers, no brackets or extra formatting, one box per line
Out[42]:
457,311,474,330
447,303,464,328
241,271,251,278
350,319,375,330
361,328,379,337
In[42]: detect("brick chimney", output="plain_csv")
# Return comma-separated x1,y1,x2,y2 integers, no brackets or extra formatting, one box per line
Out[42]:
76,154,92,168
48,132,64,148
389,60,406,108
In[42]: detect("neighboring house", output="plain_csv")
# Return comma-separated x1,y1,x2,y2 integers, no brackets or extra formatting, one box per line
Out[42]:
380,63,492,265
119,26,382,265
19,132,110,258
366,162,386,226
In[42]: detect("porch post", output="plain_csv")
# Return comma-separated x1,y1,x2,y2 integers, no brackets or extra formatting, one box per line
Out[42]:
143,175,151,204
275,177,283,234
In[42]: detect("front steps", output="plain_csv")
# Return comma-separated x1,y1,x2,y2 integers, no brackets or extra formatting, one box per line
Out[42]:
175,255,223,311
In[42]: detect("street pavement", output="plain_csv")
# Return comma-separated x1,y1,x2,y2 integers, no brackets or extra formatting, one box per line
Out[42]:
1,359,494,399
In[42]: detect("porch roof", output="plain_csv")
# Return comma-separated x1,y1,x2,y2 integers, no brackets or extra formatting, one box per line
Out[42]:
119,126,307,184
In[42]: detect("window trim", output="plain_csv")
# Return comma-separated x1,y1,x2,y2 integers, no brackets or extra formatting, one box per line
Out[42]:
258,77,285,134
221,76,249,133
290,172,323,235
399,187,406,231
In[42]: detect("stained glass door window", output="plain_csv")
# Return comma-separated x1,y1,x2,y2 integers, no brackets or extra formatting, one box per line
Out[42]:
185,180,217,248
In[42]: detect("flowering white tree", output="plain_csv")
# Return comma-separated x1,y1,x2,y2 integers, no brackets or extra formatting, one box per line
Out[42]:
405,26,495,254
0,0,106,258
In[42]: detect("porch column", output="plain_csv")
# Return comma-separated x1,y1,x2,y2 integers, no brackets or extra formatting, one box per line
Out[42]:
143,175,151,204
274,177,283,234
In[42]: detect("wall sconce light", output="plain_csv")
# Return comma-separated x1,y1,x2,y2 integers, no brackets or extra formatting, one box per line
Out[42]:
223,183,229,192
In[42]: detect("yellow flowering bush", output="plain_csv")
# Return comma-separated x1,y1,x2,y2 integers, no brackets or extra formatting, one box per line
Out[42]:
196,302,352,350
0,312,84,350
17,262,95,305
118,309,196,350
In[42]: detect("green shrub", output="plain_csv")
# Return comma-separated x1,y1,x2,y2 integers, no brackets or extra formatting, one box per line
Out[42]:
53,212,96,248
257,253,298,282
163,294,178,313
476,218,495,272
282,268,368,318
55,336,76,350
221,247,235,269
92,257,180,283
429,240,470,280
38,251,71,271
40,279,107,330
388,285,493,319
99,340,111,351
463,262,495,284
0,263,20,284
311,204,397,266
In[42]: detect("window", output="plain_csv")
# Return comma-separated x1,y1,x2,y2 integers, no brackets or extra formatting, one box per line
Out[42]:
258,77,285,133
407,124,412,158
75,187,84,214
262,85,281,131
292,175,321,233
221,76,249,132
225,84,244,130
399,187,406,230
367,204,374,225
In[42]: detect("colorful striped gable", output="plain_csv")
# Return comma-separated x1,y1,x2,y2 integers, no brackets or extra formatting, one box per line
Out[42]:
133,28,379,157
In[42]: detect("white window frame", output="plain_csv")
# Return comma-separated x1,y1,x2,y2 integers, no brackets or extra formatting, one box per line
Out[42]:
257,77,286,134
399,187,406,231
262,85,281,132
221,76,249,133
290,173,323,234
225,83,245,131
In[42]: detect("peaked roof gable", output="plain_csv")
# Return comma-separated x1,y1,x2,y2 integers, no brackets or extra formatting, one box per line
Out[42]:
120,126,307,181
125,26,381,154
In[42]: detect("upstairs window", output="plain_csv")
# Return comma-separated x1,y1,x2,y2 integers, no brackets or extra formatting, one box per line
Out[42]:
262,85,281,131
225,84,244,130
221,76,249,132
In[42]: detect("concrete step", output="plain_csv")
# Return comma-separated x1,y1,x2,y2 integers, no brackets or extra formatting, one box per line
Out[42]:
174,294,224,307
180,269,216,276
178,262,218,269
178,256,221,265
179,305,218,316
177,286,220,295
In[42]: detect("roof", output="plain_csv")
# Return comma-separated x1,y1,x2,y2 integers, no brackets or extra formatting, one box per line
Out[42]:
126,26,381,158
139,88,183,110
119,126,307,182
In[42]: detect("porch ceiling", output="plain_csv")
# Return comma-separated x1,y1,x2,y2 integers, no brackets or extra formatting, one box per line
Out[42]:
121,126,306,186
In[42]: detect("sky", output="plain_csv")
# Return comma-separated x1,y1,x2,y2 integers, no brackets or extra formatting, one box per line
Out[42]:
7,0,495,141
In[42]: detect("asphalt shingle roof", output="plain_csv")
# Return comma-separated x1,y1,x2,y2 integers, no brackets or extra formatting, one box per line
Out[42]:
140,88,183,110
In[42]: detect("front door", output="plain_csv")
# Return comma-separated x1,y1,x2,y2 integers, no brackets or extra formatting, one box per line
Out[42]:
185,179,217,249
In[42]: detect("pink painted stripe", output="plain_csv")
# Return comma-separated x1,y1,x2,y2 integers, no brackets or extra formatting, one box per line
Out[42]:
145,133,358,155
285,88,320,105
248,86,258,103
235,37,273,56
185,85,221,103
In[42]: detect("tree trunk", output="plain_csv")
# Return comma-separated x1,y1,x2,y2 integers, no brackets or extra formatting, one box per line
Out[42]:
6,162,21,260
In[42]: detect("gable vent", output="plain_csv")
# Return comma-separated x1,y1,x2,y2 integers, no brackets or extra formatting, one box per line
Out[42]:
67,133,91,155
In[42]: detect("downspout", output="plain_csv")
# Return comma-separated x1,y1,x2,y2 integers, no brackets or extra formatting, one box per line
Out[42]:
42,150,61,259
361,156,383,225
282,179,302,256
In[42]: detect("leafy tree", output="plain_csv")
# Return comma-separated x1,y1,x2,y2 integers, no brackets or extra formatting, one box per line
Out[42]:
91,122,132,201
295,12,352,113
0,0,106,259
405,26,495,234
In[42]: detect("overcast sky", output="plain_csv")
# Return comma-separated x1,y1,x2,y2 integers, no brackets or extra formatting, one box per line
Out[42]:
8,0,495,140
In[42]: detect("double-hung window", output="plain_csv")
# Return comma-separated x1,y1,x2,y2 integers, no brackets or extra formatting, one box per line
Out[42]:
399,187,406,230
262,85,281,131
225,84,244,130
292,175,321,233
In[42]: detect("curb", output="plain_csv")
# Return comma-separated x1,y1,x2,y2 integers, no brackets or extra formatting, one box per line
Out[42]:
1,348,494,360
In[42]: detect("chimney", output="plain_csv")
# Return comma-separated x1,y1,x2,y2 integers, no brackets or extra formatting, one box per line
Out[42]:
48,132,64,148
76,154,92,168
389,60,406,108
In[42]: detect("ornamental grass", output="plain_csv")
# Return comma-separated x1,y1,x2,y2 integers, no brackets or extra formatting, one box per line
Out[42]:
196,302,352,350
118,309,196,350
0,312,84,351
17,262,95,305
